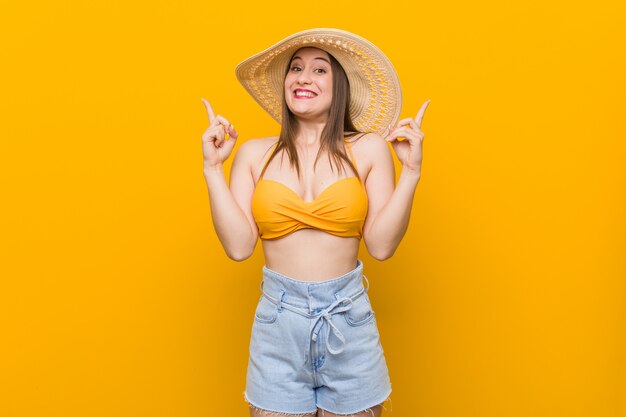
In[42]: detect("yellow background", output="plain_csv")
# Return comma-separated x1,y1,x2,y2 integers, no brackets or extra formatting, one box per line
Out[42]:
1,0,624,416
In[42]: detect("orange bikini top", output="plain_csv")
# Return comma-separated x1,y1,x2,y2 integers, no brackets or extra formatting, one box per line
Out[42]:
252,139,368,240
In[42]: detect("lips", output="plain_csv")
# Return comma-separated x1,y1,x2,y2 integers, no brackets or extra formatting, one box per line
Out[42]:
293,89,317,99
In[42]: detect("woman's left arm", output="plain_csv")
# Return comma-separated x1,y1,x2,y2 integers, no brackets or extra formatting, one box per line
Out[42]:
362,100,430,260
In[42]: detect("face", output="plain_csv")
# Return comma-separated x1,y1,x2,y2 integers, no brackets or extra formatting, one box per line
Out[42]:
284,47,333,122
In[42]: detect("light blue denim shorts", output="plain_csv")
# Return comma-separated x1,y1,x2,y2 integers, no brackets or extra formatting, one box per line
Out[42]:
244,259,392,415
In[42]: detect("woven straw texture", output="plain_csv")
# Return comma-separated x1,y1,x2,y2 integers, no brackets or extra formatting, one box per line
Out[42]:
235,28,402,136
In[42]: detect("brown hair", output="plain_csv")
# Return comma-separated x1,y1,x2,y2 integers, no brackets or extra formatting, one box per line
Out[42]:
258,49,366,181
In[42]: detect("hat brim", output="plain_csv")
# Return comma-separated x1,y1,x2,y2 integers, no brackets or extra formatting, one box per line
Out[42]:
235,28,402,137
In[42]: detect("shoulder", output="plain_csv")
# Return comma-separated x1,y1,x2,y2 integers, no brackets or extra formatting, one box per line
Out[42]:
345,132,392,169
232,136,279,181
234,136,279,164
346,131,389,152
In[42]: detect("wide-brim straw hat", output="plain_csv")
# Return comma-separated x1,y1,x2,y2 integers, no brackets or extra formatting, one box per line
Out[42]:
235,28,402,136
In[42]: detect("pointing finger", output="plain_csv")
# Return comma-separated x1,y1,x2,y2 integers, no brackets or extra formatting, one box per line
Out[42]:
414,99,431,128
201,98,216,123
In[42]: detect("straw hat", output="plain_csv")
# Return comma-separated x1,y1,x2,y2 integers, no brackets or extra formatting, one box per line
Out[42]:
235,28,402,136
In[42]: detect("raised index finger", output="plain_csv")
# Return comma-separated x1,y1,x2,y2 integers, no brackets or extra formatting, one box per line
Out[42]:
414,99,431,128
201,98,215,123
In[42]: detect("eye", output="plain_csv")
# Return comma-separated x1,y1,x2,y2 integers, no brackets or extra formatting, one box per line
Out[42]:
290,65,302,72
314,68,327,74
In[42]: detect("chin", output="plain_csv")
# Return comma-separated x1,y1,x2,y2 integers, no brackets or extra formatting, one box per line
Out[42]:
288,105,330,121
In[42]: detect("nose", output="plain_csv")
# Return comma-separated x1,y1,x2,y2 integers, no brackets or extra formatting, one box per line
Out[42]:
296,69,312,85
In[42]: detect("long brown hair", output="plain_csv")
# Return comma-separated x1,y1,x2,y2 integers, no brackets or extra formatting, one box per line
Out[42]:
258,49,366,181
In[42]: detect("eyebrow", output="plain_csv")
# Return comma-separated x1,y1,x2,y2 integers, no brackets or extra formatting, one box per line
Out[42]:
291,55,331,64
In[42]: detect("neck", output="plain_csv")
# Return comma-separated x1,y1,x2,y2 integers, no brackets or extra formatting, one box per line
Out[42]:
294,119,327,147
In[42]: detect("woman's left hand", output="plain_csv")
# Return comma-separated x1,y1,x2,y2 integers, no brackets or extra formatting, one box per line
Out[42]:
384,99,430,175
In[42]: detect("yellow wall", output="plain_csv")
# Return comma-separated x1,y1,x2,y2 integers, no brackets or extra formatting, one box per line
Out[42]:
1,0,624,416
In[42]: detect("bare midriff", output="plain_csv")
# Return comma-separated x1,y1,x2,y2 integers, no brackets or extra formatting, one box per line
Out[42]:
261,228,360,282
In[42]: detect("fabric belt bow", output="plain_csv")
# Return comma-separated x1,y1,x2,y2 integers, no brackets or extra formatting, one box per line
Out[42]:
309,297,354,355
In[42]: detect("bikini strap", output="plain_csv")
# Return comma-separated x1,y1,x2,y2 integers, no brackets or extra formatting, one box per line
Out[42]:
259,140,279,180
344,138,359,172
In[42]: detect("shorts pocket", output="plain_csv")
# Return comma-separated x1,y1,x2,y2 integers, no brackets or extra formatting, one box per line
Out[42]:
344,293,374,327
254,295,278,325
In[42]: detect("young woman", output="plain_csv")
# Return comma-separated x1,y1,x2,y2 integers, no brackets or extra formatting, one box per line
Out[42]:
201,28,429,417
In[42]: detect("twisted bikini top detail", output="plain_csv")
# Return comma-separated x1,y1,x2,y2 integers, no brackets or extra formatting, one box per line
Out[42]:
252,139,368,240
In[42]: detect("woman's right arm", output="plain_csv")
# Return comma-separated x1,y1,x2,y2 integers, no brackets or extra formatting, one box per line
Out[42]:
201,99,258,261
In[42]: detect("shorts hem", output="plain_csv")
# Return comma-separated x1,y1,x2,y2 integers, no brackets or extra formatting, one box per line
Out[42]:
244,391,317,415
316,387,392,415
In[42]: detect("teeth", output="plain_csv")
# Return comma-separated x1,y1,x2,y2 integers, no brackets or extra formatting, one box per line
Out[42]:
295,91,315,98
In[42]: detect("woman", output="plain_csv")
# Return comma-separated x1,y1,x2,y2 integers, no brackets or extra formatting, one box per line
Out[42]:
201,28,429,417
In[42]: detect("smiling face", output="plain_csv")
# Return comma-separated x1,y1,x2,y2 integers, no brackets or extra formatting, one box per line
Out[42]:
283,47,333,123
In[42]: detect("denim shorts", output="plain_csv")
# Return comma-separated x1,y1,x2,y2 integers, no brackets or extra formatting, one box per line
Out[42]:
244,259,392,415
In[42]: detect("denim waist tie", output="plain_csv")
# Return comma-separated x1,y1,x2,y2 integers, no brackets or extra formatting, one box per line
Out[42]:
260,274,370,363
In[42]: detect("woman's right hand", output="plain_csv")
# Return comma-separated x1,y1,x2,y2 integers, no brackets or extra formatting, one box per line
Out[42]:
201,98,239,168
